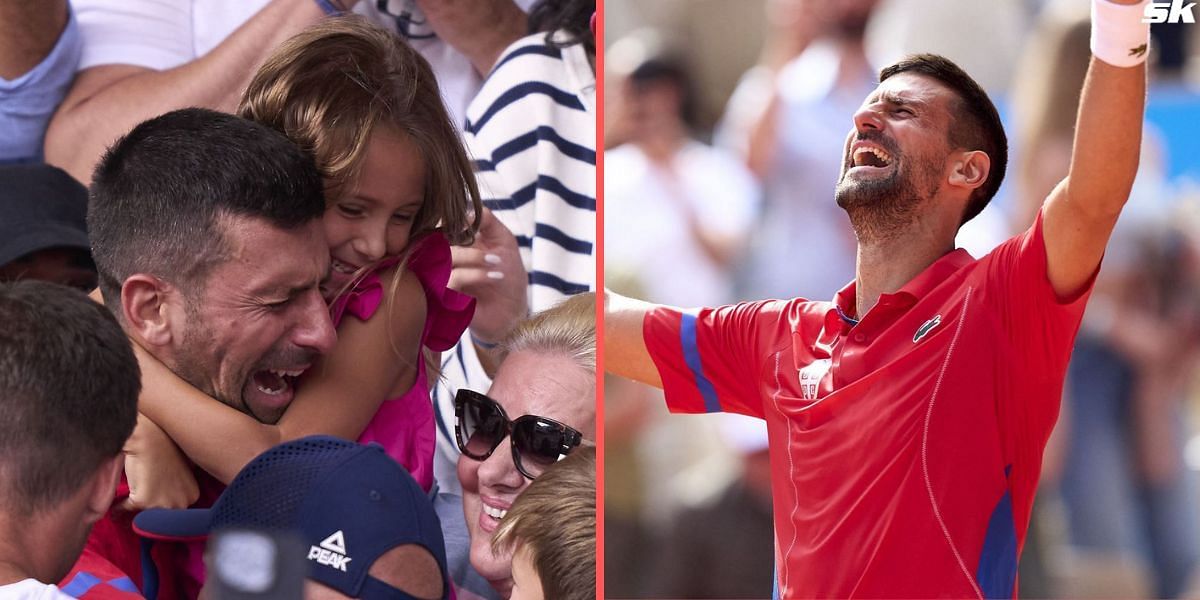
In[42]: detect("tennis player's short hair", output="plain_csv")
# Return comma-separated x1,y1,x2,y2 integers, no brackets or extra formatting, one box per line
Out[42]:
879,53,1007,225
492,446,595,600
88,108,325,310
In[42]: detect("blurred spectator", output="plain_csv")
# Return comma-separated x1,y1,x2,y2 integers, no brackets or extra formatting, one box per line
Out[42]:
715,0,879,303
600,330,663,600
1057,216,1200,599
605,50,759,307
136,436,450,600
1149,21,1192,80
0,281,139,599
492,446,596,600
650,415,774,599
0,0,80,164
1010,5,1200,598
0,164,96,290
865,0,1027,94
457,0,596,324
44,0,537,183
451,293,595,600
435,0,596,497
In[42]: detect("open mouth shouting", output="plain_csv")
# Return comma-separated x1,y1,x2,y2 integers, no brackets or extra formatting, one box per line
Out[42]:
252,367,304,397
848,141,894,175
243,365,311,422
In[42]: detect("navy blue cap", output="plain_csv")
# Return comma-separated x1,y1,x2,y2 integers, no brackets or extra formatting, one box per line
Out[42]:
0,164,90,268
134,436,449,599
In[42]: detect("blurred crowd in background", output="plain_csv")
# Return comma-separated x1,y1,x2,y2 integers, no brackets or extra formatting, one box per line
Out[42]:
603,0,1200,598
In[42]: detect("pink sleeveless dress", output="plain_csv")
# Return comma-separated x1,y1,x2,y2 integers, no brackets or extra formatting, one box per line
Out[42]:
327,232,475,492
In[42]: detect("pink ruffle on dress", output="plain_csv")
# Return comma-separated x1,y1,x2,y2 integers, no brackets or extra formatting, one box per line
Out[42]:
328,232,475,492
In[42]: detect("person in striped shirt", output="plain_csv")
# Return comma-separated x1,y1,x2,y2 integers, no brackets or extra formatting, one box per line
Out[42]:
430,3,594,598
434,0,596,497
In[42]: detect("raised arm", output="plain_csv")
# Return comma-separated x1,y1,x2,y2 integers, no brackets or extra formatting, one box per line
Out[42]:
603,290,663,388
43,0,348,183
139,268,426,484
1041,0,1147,298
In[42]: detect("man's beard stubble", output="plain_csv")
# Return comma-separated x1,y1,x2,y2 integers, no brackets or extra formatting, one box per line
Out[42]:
169,295,269,424
834,150,941,245
172,296,316,426
172,304,237,412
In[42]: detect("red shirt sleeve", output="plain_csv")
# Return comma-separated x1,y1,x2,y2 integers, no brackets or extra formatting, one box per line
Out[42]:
987,208,1096,382
983,208,1098,490
643,300,788,419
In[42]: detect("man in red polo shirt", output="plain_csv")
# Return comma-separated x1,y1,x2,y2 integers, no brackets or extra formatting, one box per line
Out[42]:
605,1,1150,597
80,108,336,599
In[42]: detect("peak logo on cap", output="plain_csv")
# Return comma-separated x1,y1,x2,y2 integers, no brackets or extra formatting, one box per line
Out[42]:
309,530,351,572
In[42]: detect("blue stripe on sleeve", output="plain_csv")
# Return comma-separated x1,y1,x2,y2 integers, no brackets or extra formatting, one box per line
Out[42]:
108,577,140,593
60,572,101,597
681,312,722,413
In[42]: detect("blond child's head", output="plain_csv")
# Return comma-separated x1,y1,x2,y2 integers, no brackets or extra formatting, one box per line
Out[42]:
492,446,596,600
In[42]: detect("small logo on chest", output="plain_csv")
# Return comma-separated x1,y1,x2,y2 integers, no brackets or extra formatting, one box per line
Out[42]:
913,315,942,343
797,359,832,400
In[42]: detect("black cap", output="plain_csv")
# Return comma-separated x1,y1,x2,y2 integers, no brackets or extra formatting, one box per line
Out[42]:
0,164,90,268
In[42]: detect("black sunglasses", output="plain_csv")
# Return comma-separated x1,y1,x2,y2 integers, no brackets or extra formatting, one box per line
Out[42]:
454,389,584,480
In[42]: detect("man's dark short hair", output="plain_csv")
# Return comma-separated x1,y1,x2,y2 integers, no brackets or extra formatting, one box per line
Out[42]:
879,53,1008,225
88,107,326,309
0,281,140,515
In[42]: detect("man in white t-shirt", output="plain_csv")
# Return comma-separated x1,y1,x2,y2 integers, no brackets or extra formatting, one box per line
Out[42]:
44,0,536,184
0,282,140,599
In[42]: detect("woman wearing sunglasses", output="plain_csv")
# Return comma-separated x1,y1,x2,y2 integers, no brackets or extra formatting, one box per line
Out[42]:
454,292,596,599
